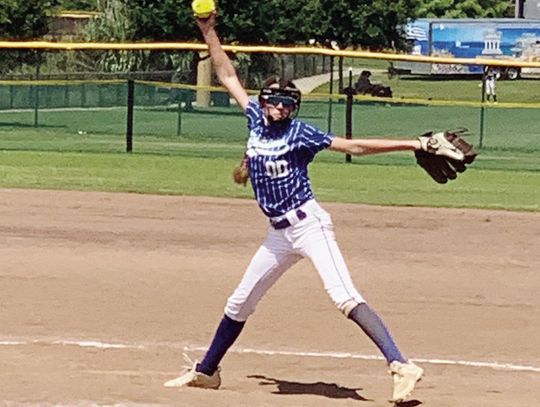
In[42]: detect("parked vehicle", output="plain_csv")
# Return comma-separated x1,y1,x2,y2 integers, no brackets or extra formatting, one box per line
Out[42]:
393,18,540,80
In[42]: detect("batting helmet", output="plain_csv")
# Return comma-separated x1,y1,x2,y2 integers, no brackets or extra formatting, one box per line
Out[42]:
258,76,301,110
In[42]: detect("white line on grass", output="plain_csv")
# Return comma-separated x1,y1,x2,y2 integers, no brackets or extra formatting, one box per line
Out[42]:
0,106,126,113
0,105,176,114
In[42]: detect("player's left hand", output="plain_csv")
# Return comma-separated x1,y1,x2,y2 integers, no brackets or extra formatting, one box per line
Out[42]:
415,130,477,184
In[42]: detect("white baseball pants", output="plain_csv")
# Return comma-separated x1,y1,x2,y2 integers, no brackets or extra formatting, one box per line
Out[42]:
225,199,365,321
486,79,496,95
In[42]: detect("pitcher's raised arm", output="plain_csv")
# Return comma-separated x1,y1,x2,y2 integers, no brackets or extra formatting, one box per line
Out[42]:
196,13,250,111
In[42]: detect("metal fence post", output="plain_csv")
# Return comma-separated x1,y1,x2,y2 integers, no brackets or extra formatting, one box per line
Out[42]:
81,83,87,107
64,84,70,107
9,85,14,109
479,66,486,148
345,68,353,163
33,63,40,127
327,56,334,133
177,92,183,136
126,79,135,153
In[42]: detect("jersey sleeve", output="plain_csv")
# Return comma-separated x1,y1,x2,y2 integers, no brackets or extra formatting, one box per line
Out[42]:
298,122,335,156
245,99,262,130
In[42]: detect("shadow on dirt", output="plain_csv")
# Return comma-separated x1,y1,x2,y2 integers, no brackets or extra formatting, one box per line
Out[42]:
395,400,422,407
247,374,370,401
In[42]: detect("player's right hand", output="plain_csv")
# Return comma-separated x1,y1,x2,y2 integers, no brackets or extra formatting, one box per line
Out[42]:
195,11,217,34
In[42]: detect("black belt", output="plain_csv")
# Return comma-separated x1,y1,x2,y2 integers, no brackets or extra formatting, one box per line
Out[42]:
270,209,307,230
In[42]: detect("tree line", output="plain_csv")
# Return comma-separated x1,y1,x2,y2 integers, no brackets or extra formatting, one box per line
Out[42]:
0,0,514,77
1,0,514,45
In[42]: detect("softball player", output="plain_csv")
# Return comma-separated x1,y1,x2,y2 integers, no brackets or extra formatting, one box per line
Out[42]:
485,67,498,103
164,12,424,403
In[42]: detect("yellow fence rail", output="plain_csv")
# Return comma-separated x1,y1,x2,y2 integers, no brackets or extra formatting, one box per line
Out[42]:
2,41,540,69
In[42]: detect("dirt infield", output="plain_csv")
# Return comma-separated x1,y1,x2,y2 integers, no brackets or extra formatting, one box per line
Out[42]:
0,188,538,407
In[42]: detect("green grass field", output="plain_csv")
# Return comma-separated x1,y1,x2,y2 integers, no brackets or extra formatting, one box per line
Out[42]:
316,70,540,103
1,102,538,168
0,79,538,212
0,150,538,211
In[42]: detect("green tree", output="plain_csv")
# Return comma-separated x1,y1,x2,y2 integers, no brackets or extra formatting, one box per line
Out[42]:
81,0,421,83
300,0,420,50
0,0,60,40
59,1,97,10
298,0,420,90
210,0,309,86
123,0,307,44
0,0,61,74
417,0,513,18
86,0,418,47
216,0,307,45
82,0,309,81
79,0,196,75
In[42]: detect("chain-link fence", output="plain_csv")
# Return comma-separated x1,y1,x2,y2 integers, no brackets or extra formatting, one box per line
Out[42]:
0,46,539,171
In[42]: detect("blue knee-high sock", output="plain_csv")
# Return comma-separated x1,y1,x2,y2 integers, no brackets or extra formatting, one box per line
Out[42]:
348,303,406,364
197,315,246,375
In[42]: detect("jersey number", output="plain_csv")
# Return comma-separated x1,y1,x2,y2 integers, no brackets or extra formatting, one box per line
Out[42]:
265,160,290,178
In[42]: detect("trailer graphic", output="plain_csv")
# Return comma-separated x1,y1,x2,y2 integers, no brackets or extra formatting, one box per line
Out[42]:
396,18,540,79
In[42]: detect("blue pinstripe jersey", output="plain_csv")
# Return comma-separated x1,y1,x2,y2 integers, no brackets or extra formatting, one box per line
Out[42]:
245,100,334,217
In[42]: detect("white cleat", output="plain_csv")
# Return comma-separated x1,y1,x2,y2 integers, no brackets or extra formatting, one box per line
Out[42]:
164,354,221,389
388,360,424,403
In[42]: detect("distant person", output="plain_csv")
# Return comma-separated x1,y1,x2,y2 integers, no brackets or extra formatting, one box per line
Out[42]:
354,70,393,98
485,67,498,103
355,70,374,93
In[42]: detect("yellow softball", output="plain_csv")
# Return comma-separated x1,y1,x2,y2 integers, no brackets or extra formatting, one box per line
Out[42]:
192,0,216,18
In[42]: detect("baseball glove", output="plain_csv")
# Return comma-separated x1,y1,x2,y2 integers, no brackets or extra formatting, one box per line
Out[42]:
416,129,477,184
232,154,249,186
